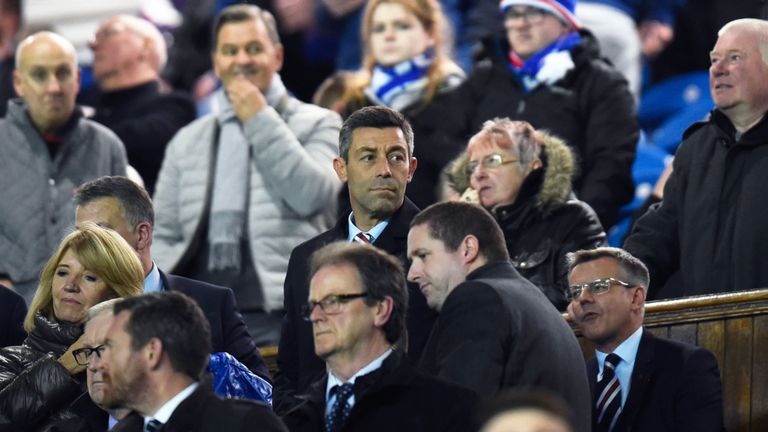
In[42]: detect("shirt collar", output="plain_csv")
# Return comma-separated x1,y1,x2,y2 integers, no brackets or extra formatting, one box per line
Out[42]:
347,212,389,243
143,262,164,293
145,382,198,426
596,326,643,375
325,348,393,400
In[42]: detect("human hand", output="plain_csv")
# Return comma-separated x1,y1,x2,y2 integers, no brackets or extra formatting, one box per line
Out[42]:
639,21,674,57
225,74,268,122
58,334,89,375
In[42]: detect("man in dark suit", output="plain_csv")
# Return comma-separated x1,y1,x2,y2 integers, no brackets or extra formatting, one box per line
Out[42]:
94,292,287,432
281,242,476,432
74,176,269,379
407,201,591,432
566,247,724,432
0,283,26,347
277,106,436,407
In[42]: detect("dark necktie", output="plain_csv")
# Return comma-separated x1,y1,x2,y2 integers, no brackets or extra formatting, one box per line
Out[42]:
145,419,164,432
353,232,372,244
595,353,622,432
326,383,354,432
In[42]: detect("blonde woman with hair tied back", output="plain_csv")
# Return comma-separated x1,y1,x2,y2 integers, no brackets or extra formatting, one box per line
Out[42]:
0,222,144,430
316,0,466,209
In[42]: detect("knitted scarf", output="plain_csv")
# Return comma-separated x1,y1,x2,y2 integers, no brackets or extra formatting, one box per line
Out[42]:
507,32,581,92
364,50,434,112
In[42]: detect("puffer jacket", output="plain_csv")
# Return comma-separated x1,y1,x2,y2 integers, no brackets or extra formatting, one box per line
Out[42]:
0,313,90,431
152,87,342,311
497,136,606,310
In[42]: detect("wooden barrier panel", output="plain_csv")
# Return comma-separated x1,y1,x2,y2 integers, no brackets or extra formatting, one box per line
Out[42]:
567,289,768,432
262,289,768,431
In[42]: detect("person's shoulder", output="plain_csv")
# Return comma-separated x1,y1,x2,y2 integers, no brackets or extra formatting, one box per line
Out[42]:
285,96,342,125
291,223,344,257
165,272,229,298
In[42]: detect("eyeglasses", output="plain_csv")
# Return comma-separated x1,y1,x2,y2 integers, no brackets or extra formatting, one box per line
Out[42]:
505,7,550,25
465,153,519,176
72,344,106,366
565,278,632,302
302,293,369,321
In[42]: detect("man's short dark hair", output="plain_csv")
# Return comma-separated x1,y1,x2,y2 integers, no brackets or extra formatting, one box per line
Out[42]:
411,201,509,262
566,247,650,289
212,4,280,50
113,291,212,380
338,106,414,162
475,389,574,432
309,242,408,344
74,176,154,228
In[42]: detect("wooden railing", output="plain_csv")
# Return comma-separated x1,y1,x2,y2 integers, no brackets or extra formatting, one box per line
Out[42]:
567,289,768,432
261,289,768,431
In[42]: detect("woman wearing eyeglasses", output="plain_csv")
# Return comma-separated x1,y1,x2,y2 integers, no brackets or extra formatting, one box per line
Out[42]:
314,0,466,209
0,223,143,431
448,119,605,310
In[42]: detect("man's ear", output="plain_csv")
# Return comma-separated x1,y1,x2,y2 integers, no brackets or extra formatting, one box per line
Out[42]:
135,221,152,250
144,338,164,370
373,296,394,329
12,69,23,98
406,157,418,182
333,156,348,183
460,235,480,264
630,285,647,310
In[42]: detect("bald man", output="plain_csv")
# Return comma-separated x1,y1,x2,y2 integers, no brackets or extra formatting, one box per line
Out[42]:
0,31,126,303
89,15,196,194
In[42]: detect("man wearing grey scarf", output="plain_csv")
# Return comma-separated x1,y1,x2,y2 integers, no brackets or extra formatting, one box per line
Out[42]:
151,4,342,346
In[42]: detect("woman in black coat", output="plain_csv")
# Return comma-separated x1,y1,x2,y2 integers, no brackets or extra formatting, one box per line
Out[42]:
0,224,144,431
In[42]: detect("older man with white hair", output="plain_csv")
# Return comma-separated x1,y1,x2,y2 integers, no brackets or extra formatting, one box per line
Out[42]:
89,15,196,194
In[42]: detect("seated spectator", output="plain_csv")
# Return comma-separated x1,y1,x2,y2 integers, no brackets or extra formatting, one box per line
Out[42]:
566,247,724,431
453,118,605,310
0,224,144,430
98,292,287,431
477,390,574,432
317,0,466,208
282,242,477,432
152,4,342,346
74,176,269,379
0,31,127,303
89,15,197,195
624,18,768,299
0,284,26,347
438,0,638,228
407,201,591,432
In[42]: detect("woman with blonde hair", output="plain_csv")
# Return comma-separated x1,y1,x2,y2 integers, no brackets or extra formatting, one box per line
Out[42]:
0,223,144,430
318,0,466,208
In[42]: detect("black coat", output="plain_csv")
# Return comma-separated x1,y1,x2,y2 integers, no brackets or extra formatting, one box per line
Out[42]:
112,383,287,432
160,270,269,380
276,199,437,411
281,351,477,432
0,285,26,348
625,110,768,299
91,81,196,194
0,313,95,431
586,330,724,432
419,261,592,432
440,31,638,227
496,173,605,310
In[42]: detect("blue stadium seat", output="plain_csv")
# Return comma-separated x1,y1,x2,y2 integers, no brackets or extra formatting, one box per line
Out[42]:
637,71,711,131
650,99,713,154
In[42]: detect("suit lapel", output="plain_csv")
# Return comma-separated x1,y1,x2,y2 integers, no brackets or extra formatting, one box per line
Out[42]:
372,198,419,256
616,329,655,431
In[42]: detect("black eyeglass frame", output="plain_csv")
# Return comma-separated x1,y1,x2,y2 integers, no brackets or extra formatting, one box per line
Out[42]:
301,293,369,321
72,344,106,366
565,277,633,302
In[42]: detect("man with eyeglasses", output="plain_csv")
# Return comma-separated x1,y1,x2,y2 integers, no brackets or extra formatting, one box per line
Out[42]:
407,201,591,432
282,242,476,432
437,0,638,229
276,106,436,411
566,247,724,432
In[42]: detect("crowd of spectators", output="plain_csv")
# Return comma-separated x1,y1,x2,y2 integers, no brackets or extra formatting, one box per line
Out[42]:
0,0,765,430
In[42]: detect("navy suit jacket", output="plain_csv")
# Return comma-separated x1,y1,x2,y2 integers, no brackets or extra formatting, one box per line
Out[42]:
587,329,724,432
0,284,26,348
160,271,269,380
275,198,437,410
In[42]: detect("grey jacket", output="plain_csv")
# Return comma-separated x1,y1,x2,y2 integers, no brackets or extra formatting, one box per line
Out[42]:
0,99,127,289
152,91,342,311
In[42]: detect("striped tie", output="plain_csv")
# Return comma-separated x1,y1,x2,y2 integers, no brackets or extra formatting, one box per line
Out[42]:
353,232,372,244
595,353,622,432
